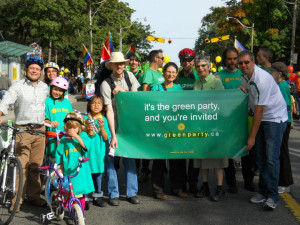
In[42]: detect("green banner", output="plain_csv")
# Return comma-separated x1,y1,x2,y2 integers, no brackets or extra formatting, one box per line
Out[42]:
115,89,248,159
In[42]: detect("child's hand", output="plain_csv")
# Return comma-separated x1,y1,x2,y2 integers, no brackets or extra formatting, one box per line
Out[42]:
51,121,59,128
67,129,79,138
87,124,94,132
97,118,105,128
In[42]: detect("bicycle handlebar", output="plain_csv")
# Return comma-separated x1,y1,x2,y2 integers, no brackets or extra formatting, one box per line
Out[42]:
0,123,45,136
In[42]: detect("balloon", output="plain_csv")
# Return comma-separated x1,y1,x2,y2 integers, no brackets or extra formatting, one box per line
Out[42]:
298,71,300,76
158,68,163,74
210,62,214,69
211,68,216,73
215,56,222,63
289,73,297,83
164,56,170,64
218,66,223,72
59,71,64,75
288,65,294,73
64,68,69,73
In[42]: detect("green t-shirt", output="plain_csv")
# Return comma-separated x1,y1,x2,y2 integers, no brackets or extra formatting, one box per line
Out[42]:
151,83,183,91
56,132,94,196
133,70,144,91
45,97,73,157
194,73,224,90
178,70,199,90
84,115,110,173
278,81,292,122
142,68,165,88
217,69,242,89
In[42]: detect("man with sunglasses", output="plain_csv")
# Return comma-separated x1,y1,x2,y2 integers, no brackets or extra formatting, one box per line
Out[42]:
178,48,199,90
238,50,287,210
217,47,256,194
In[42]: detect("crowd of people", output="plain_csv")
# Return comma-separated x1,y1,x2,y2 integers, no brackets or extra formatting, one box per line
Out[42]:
0,45,297,219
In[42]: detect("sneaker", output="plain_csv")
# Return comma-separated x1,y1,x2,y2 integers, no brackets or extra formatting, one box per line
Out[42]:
108,198,119,206
278,186,290,194
93,198,108,207
126,196,140,204
263,198,276,210
249,193,266,204
211,188,225,202
195,184,210,198
227,184,238,194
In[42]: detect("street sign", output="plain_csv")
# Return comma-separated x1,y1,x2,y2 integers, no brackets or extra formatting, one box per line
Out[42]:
210,35,230,43
147,36,165,43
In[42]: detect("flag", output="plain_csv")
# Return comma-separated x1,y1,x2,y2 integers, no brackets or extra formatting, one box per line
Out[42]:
100,32,115,63
234,38,246,53
126,45,136,58
83,44,93,68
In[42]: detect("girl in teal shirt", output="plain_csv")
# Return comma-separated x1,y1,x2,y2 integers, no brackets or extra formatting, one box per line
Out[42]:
45,77,73,158
84,95,111,207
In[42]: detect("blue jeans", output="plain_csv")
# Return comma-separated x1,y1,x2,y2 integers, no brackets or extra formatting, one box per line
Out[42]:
255,121,286,202
104,141,138,198
0,90,7,100
92,173,104,198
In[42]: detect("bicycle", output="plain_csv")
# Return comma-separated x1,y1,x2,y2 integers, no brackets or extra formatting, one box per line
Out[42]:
0,121,45,225
39,157,90,225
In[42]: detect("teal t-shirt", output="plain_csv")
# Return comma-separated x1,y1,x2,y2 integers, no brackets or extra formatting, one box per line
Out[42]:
133,70,144,91
151,83,183,91
45,97,73,157
56,132,94,196
278,81,292,123
178,70,199,90
142,68,165,88
84,114,111,173
216,69,242,89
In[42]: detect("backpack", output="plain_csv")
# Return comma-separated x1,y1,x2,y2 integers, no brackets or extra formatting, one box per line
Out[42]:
104,70,132,99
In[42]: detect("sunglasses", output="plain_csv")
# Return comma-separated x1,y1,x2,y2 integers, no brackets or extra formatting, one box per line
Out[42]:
238,61,250,65
157,56,164,60
181,58,193,62
196,64,207,68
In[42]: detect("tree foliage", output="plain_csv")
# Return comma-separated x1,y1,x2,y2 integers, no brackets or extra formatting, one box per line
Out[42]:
195,0,299,65
0,0,153,72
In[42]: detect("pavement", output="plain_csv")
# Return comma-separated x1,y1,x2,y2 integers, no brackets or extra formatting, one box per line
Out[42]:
1,94,300,225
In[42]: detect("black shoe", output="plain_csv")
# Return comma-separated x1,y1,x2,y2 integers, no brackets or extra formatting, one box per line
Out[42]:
93,198,108,207
126,196,140,204
211,188,225,202
227,184,238,194
195,184,210,198
244,182,257,192
109,198,119,206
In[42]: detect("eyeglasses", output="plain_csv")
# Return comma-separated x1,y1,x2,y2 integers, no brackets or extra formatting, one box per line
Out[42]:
196,64,207,68
238,61,250,65
181,58,193,63
157,56,164,60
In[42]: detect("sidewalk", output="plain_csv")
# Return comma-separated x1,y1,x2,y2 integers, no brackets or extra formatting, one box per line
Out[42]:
1,94,78,123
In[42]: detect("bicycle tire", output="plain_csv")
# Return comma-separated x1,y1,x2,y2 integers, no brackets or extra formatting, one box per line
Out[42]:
0,157,23,225
72,203,85,225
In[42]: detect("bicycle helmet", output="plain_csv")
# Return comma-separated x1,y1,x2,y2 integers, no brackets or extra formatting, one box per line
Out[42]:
26,56,44,69
63,112,84,125
178,48,196,61
44,62,59,73
50,77,69,90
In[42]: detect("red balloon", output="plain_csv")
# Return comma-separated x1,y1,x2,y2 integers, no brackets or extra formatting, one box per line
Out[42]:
288,65,294,73
289,73,297,83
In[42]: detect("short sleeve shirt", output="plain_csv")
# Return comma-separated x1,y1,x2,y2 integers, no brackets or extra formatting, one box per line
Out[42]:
178,70,199,90
193,73,224,90
142,68,165,88
217,69,242,89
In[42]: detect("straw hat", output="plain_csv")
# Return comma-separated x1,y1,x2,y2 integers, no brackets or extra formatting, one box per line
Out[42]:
105,52,129,70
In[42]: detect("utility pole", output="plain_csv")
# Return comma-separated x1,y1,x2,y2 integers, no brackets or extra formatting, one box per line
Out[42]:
88,1,94,74
290,0,298,65
48,40,52,62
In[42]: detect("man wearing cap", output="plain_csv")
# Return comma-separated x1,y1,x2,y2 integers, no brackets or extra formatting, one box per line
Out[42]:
238,50,287,210
0,56,49,212
100,52,140,206
128,52,143,85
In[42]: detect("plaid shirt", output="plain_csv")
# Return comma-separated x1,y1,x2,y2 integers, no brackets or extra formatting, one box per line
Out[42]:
0,78,48,125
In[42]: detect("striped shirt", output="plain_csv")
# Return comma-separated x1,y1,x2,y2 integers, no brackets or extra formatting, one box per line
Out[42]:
0,78,48,125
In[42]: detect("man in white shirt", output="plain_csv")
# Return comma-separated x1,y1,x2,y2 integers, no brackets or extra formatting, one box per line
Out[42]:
239,50,287,210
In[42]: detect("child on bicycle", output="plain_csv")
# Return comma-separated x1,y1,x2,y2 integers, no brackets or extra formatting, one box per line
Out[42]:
45,77,73,158
56,112,94,211
84,95,110,207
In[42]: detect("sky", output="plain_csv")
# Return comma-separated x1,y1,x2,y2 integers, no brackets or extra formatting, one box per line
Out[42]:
122,0,226,65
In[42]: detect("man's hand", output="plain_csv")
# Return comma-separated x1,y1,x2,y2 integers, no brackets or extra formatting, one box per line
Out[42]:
239,85,247,93
112,86,124,95
246,136,255,151
109,135,118,149
51,121,59,128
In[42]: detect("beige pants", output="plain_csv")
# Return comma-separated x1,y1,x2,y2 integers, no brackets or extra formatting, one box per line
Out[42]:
15,126,45,204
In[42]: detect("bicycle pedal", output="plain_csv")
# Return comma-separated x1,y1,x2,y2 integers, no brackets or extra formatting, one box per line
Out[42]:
46,212,55,220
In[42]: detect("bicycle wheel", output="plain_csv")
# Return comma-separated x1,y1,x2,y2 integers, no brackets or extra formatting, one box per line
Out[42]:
0,157,23,225
71,203,85,225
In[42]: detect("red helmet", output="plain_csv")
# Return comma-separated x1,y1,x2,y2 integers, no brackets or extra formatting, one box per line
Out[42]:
178,48,196,61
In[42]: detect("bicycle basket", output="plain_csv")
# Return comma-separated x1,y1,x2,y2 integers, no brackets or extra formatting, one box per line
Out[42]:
0,121,13,151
